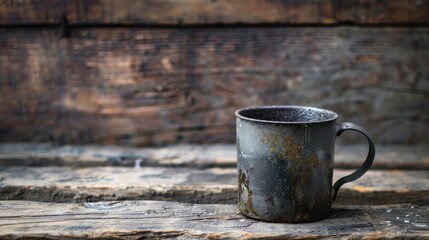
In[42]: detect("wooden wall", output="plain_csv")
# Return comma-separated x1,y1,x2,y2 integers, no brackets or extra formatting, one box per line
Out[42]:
0,0,428,146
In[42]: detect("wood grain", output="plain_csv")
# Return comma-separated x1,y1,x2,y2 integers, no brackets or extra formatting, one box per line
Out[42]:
0,200,427,239
0,166,428,205
0,0,428,25
0,27,428,146
1,143,428,170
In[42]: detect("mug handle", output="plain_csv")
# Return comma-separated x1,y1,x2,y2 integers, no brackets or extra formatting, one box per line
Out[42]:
332,122,376,201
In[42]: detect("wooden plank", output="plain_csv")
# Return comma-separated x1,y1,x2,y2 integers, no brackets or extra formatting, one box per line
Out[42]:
0,167,428,205
0,0,428,25
0,27,428,146
1,143,428,170
0,166,236,204
0,200,427,239
333,0,429,24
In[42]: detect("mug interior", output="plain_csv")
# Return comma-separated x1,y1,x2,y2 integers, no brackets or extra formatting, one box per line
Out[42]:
236,106,338,124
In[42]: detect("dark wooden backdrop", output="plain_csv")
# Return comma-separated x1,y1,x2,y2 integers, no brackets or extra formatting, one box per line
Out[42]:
0,0,428,146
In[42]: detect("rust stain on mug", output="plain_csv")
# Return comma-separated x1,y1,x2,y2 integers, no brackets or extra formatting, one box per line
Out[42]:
238,169,258,217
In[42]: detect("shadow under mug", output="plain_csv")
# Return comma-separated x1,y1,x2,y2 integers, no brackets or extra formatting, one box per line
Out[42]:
235,106,375,223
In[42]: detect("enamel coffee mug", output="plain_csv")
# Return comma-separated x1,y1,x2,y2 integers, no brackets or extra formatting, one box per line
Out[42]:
235,106,375,223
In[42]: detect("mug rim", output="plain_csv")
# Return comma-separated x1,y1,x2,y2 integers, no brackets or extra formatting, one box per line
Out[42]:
235,105,338,125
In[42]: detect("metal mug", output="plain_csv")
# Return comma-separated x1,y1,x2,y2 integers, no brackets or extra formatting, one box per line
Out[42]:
235,106,375,223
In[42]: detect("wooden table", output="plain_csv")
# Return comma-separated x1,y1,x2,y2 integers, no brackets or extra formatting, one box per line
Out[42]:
0,143,428,239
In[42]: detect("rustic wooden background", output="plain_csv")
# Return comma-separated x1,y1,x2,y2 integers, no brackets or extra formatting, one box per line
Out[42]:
0,0,428,146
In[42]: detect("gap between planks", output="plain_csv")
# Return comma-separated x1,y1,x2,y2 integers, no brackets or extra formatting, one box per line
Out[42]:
0,200,427,239
0,167,428,205
0,143,428,170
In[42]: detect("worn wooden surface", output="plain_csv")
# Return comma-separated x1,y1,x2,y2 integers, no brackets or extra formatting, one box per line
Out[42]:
1,143,428,170
0,200,427,239
0,27,428,146
0,166,428,205
0,145,427,238
1,0,428,25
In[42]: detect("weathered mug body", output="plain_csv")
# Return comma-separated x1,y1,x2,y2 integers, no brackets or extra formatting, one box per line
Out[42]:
235,106,375,223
